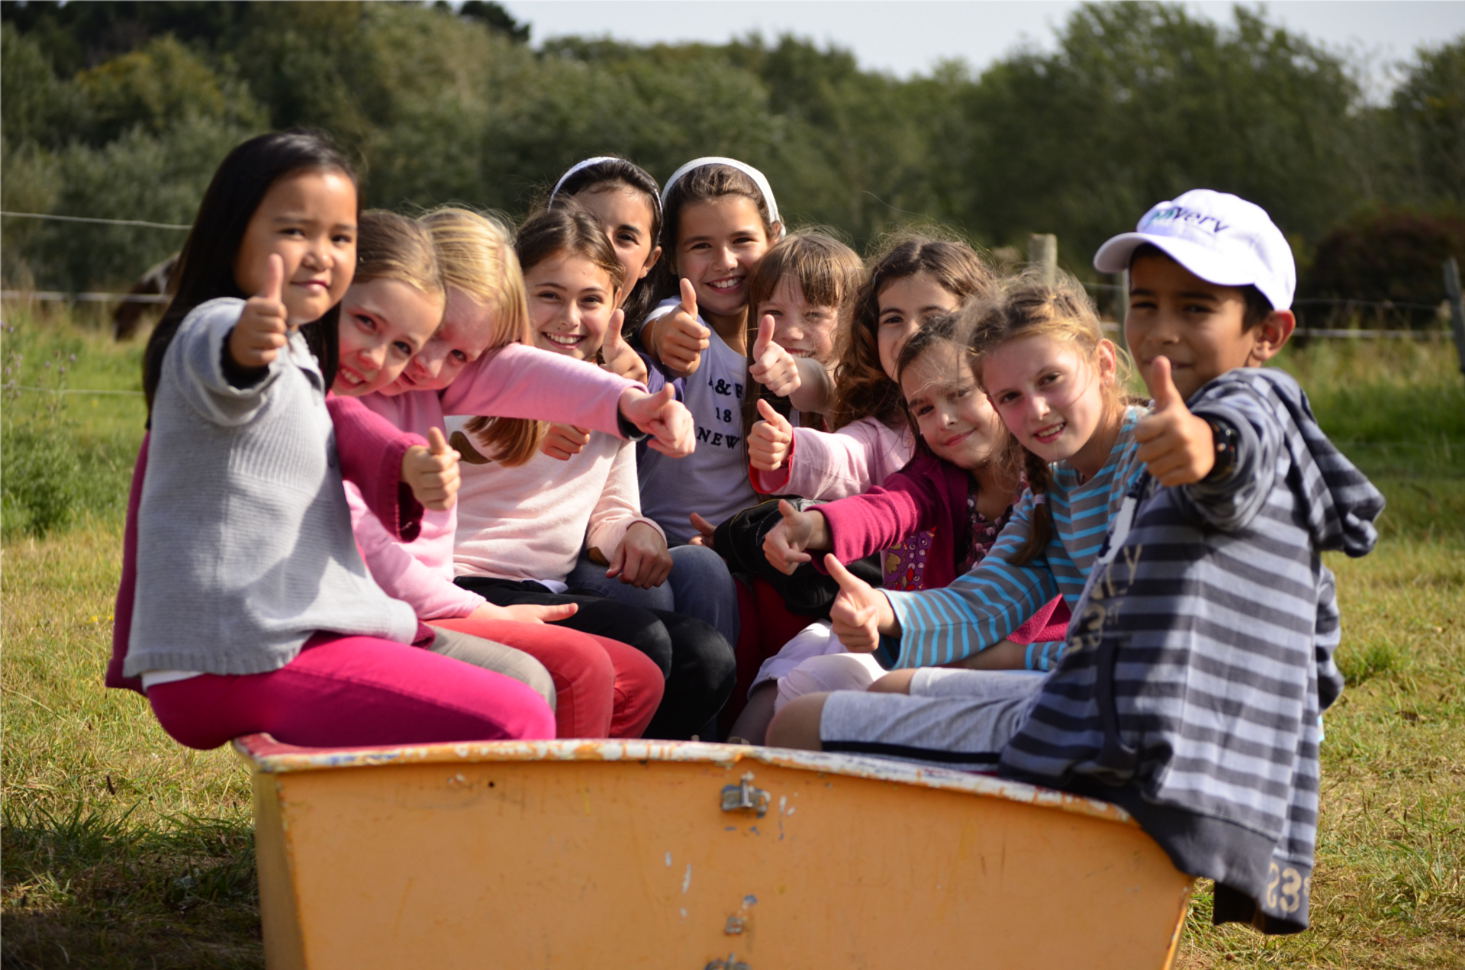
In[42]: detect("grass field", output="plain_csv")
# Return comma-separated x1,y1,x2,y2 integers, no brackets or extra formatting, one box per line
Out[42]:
2,304,1463,968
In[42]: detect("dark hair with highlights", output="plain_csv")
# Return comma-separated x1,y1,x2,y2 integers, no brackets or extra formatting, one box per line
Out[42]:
826,233,994,431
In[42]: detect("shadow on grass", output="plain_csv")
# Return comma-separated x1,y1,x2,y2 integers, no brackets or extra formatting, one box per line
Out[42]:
1,803,262,970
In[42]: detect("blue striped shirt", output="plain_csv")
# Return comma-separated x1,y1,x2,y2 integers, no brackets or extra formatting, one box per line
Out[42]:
886,407,1145,669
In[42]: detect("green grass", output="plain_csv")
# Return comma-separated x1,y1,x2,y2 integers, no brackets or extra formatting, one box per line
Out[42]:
3,309,1463,967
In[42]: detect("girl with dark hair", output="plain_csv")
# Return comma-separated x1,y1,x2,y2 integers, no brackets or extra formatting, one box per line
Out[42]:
111,131,556,750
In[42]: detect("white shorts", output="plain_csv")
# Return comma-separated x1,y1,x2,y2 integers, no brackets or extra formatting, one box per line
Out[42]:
818,668,1046,770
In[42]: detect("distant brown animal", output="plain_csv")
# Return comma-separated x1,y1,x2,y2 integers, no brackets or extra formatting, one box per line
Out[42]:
113,253,178,340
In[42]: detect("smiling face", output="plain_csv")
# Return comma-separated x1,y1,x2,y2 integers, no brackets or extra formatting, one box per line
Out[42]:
673,195,771,334
525,250,616,361
333,278,443,396
876,271,961,381
573,184,661,310
1125,250,1278,402
981,332,1117,477
233,168,357,327
901,340,1007,473
757,275,840,365
383,288,493,396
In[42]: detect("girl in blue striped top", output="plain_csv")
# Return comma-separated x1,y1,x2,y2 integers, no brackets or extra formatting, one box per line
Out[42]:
810,269,1145,673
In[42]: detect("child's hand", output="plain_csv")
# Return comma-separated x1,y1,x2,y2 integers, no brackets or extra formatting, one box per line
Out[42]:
468,601,578,625
748,314,801,397
648,278,709,375
1135,357,1215,486
228,253,289,370
601,309,649,383
541,423,591,461
747,398,794,471
607,521,673,589
763,500,830,575
619,385,695,457
687,512,718,549
825,554,894,653
402,427,460,511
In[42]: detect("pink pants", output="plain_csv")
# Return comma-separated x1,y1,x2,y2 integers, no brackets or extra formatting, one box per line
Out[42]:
429,616,662,739
147,632,556,750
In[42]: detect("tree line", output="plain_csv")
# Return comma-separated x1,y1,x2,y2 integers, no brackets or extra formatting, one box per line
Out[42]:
2,0,1461,324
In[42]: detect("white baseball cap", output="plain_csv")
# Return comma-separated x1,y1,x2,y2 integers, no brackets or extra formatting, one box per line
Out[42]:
1093,189,1295,311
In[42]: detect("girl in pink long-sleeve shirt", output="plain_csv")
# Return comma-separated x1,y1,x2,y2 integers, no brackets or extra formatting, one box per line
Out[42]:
343,207,695,739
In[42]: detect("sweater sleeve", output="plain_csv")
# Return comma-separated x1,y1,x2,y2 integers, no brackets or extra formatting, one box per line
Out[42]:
752,418,915,501
168,299,284,427
344,481,485,620
326,394,425,544
884,491,1060,668
1181,381,1282,533
818,466,943,565
439,342,642,436
585,438,665,559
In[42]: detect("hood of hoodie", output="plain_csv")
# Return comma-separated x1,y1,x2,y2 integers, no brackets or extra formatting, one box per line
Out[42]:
1190,367,1384,558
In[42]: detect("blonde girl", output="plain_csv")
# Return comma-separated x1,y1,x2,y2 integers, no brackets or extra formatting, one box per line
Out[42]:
345,205,686,740
450,206,736,740
795,268,1143,679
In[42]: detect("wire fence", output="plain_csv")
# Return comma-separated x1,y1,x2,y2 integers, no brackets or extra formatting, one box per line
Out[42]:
3,211,1460,345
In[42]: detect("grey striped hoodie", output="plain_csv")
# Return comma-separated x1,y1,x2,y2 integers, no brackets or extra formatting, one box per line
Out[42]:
999,367,1384,934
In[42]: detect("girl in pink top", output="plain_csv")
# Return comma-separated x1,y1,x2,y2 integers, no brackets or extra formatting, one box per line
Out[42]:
450,206,736,740
345,206,695,739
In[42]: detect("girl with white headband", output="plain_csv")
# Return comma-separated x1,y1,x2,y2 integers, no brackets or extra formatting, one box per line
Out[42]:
635,157,788,547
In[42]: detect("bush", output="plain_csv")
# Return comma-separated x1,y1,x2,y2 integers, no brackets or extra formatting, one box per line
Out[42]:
2,319,85,537
1301,209,1465,329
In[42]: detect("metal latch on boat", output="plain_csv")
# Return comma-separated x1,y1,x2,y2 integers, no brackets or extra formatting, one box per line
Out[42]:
720,773,769,817
704,958,749,970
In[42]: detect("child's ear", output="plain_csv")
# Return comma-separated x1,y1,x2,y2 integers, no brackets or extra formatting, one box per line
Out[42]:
1095,338,1119,384
1250,309,1296,364
640,245,662,280
771,220,785,242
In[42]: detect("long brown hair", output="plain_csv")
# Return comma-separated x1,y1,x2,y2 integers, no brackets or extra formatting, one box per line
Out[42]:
827,234,994,431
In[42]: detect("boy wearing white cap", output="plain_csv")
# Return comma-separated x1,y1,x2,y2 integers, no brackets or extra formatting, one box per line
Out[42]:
771,190,1385,934
1005,189,1384,932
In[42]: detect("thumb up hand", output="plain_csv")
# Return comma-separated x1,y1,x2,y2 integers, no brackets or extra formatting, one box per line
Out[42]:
650,278,709,376
825,554,894,653
747,397,794,472
402,426,461,511
748,313,801,397
1134,356,1216,486
229,253,289,369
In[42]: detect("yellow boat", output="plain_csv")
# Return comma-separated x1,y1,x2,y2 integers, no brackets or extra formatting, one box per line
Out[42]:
236,734,1193,969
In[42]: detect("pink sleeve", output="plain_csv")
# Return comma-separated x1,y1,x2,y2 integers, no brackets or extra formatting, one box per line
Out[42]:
106,436,148,694
438,343,643,435
754,419,915,502
327,394,425,543
817,467,943,568
585,439,664,559
344,482,486,621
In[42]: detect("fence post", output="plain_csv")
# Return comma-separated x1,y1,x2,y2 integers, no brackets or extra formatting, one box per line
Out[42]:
1028,233,1057,287
1446,257,1465,379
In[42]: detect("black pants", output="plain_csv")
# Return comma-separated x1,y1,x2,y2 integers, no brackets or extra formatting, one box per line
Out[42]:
454,576,735,740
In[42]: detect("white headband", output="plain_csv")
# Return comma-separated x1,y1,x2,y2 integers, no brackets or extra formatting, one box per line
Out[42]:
548,156,621,206
661,156,782,235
